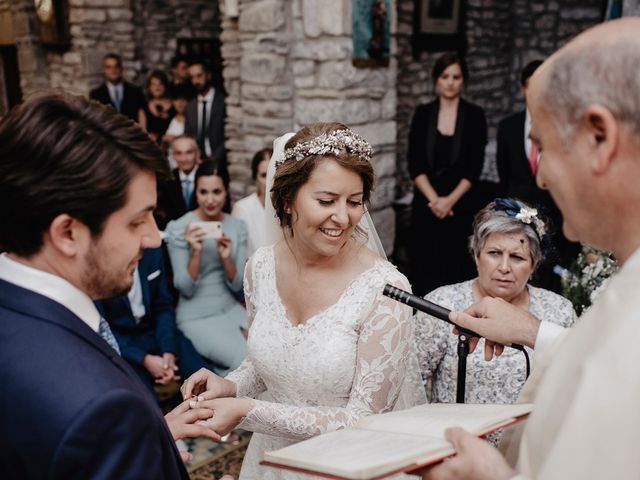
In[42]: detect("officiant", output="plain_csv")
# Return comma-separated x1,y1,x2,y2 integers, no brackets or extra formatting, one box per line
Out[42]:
422,17,640,480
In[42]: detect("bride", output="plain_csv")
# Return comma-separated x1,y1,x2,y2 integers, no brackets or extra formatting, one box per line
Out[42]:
182,122,425,479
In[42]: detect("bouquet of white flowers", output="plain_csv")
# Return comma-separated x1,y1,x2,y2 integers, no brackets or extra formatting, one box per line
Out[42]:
559,246,618,315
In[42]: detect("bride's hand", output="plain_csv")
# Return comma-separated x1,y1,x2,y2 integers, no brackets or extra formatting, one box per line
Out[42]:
196,397,254,436
181,368,237,401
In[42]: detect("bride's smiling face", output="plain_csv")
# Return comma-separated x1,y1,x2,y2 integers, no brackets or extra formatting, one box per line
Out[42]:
289,157,365,258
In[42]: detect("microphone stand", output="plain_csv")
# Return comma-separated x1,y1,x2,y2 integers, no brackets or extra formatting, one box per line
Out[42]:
382,284,529,404
456,332,470,403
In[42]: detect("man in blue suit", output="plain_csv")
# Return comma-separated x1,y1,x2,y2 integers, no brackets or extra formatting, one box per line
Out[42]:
97,247,207,399
0,93,221,478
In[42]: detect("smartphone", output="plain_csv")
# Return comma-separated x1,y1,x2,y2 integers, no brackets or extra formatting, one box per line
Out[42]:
192,221,223,239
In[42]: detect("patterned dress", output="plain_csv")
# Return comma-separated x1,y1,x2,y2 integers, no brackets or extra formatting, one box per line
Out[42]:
415,279,577,405
227,245,425,479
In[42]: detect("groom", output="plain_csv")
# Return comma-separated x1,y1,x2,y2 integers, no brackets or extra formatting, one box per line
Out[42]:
0,93,221,478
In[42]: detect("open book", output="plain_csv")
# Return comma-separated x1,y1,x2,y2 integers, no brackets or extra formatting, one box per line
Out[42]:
261,403,532,480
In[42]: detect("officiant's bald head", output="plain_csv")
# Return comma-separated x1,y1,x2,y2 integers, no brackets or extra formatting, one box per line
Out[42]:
526,17,640,264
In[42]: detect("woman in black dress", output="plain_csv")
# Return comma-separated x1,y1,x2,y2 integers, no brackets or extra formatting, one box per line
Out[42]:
407,52,487,296
139,70,174,144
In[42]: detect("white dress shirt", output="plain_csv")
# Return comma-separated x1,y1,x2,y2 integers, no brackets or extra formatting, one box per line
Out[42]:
0,253,100,332
197,88,215,157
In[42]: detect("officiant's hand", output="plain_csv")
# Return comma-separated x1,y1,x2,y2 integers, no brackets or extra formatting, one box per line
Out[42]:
165,398,221,461
195,397,255,436
418,427,516,480
450,297,541,360
181,368,237,400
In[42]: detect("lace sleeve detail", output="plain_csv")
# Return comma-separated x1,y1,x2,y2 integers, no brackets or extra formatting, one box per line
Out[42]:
226,255,266,398
237,272,414,441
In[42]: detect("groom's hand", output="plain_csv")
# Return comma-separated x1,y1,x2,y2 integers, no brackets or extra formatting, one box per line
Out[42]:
165,398,221,442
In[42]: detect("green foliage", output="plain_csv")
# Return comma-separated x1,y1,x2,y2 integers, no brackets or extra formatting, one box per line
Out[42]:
560,246,618,315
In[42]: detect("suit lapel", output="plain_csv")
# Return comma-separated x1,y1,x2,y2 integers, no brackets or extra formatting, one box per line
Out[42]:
426,101,438,169
450,99,466,166
0,279,128,367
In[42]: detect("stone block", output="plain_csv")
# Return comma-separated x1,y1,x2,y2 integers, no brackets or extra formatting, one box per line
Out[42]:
296,97,381,125
373,151,396,178
294,75,316,88
316,61,388,90
293,59,315,76
240,53,287,84
292,38,352,61
243,100,293,118
82,0,125,7
62,51,81,65
351,121,395,147
107,8,132,20
302,0,347,37
240,0,285,32
370,176,396,209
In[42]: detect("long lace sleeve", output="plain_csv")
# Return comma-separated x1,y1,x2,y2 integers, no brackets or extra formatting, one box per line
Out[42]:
237,274,414,441
225,254,266,399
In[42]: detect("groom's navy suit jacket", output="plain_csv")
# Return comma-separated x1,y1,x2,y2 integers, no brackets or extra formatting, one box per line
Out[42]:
0,278,189,479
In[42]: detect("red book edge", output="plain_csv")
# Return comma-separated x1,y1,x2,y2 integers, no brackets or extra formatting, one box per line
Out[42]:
259,412,530,480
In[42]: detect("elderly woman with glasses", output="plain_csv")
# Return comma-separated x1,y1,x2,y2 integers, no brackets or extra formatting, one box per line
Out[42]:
415,198,577,408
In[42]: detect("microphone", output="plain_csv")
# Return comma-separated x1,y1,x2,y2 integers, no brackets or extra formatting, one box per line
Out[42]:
382,284,525,352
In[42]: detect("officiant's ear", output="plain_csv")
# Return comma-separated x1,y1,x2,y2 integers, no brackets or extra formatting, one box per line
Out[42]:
583,104,617,175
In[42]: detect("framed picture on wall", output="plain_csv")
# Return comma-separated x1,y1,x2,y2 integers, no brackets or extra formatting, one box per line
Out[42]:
412,0,466,56
34,0,71,47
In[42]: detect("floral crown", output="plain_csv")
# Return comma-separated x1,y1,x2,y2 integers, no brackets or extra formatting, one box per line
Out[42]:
279,129,373,166
493,198,547,240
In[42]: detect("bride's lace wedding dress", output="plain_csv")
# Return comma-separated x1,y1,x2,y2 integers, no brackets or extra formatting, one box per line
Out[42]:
226,245,425,479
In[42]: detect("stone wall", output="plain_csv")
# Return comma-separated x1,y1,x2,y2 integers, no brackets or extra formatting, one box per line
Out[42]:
395,0,602,187
10,0,219,98
222,0,399,253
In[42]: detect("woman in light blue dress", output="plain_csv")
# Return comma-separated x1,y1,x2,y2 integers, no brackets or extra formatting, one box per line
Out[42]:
165,159,248,375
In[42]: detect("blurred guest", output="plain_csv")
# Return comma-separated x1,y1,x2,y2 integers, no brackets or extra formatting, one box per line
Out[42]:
156,135,200,230
140,70,174,143
415,199,576,409
231,148,272,255
90,53,146,122
185,60,226,167
497,59,579,292
165,160,248,375
407,52,487,296
163,84,190,167
169,54,196,100
96,247,208,400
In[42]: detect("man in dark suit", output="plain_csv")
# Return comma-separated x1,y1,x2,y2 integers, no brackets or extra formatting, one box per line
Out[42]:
496,59,578,291
90,52,146,122
0,93,220,478
156,135,200,230
184,59,226,165
96,247,207,400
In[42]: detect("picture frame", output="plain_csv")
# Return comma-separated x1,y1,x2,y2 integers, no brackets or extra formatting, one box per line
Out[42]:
411,0,466,56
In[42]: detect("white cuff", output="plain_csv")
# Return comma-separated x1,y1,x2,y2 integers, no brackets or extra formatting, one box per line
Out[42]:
534,321,568,358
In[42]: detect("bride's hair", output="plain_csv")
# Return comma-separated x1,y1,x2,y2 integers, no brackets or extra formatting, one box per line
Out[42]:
271,122,375,234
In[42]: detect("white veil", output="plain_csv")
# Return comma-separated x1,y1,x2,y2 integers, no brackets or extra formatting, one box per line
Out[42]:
264,132,387,260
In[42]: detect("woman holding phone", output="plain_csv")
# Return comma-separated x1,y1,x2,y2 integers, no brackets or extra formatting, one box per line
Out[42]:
165,159,248,375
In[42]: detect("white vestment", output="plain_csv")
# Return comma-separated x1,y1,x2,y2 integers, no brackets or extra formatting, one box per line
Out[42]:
503,248,640,478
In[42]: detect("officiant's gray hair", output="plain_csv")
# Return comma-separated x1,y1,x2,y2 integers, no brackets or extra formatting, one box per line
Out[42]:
469,200,544,271
544,40,640,147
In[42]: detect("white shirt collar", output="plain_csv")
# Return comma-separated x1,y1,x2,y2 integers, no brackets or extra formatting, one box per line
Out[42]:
178,169,196,182
0,253,101,332
198,88,215,103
